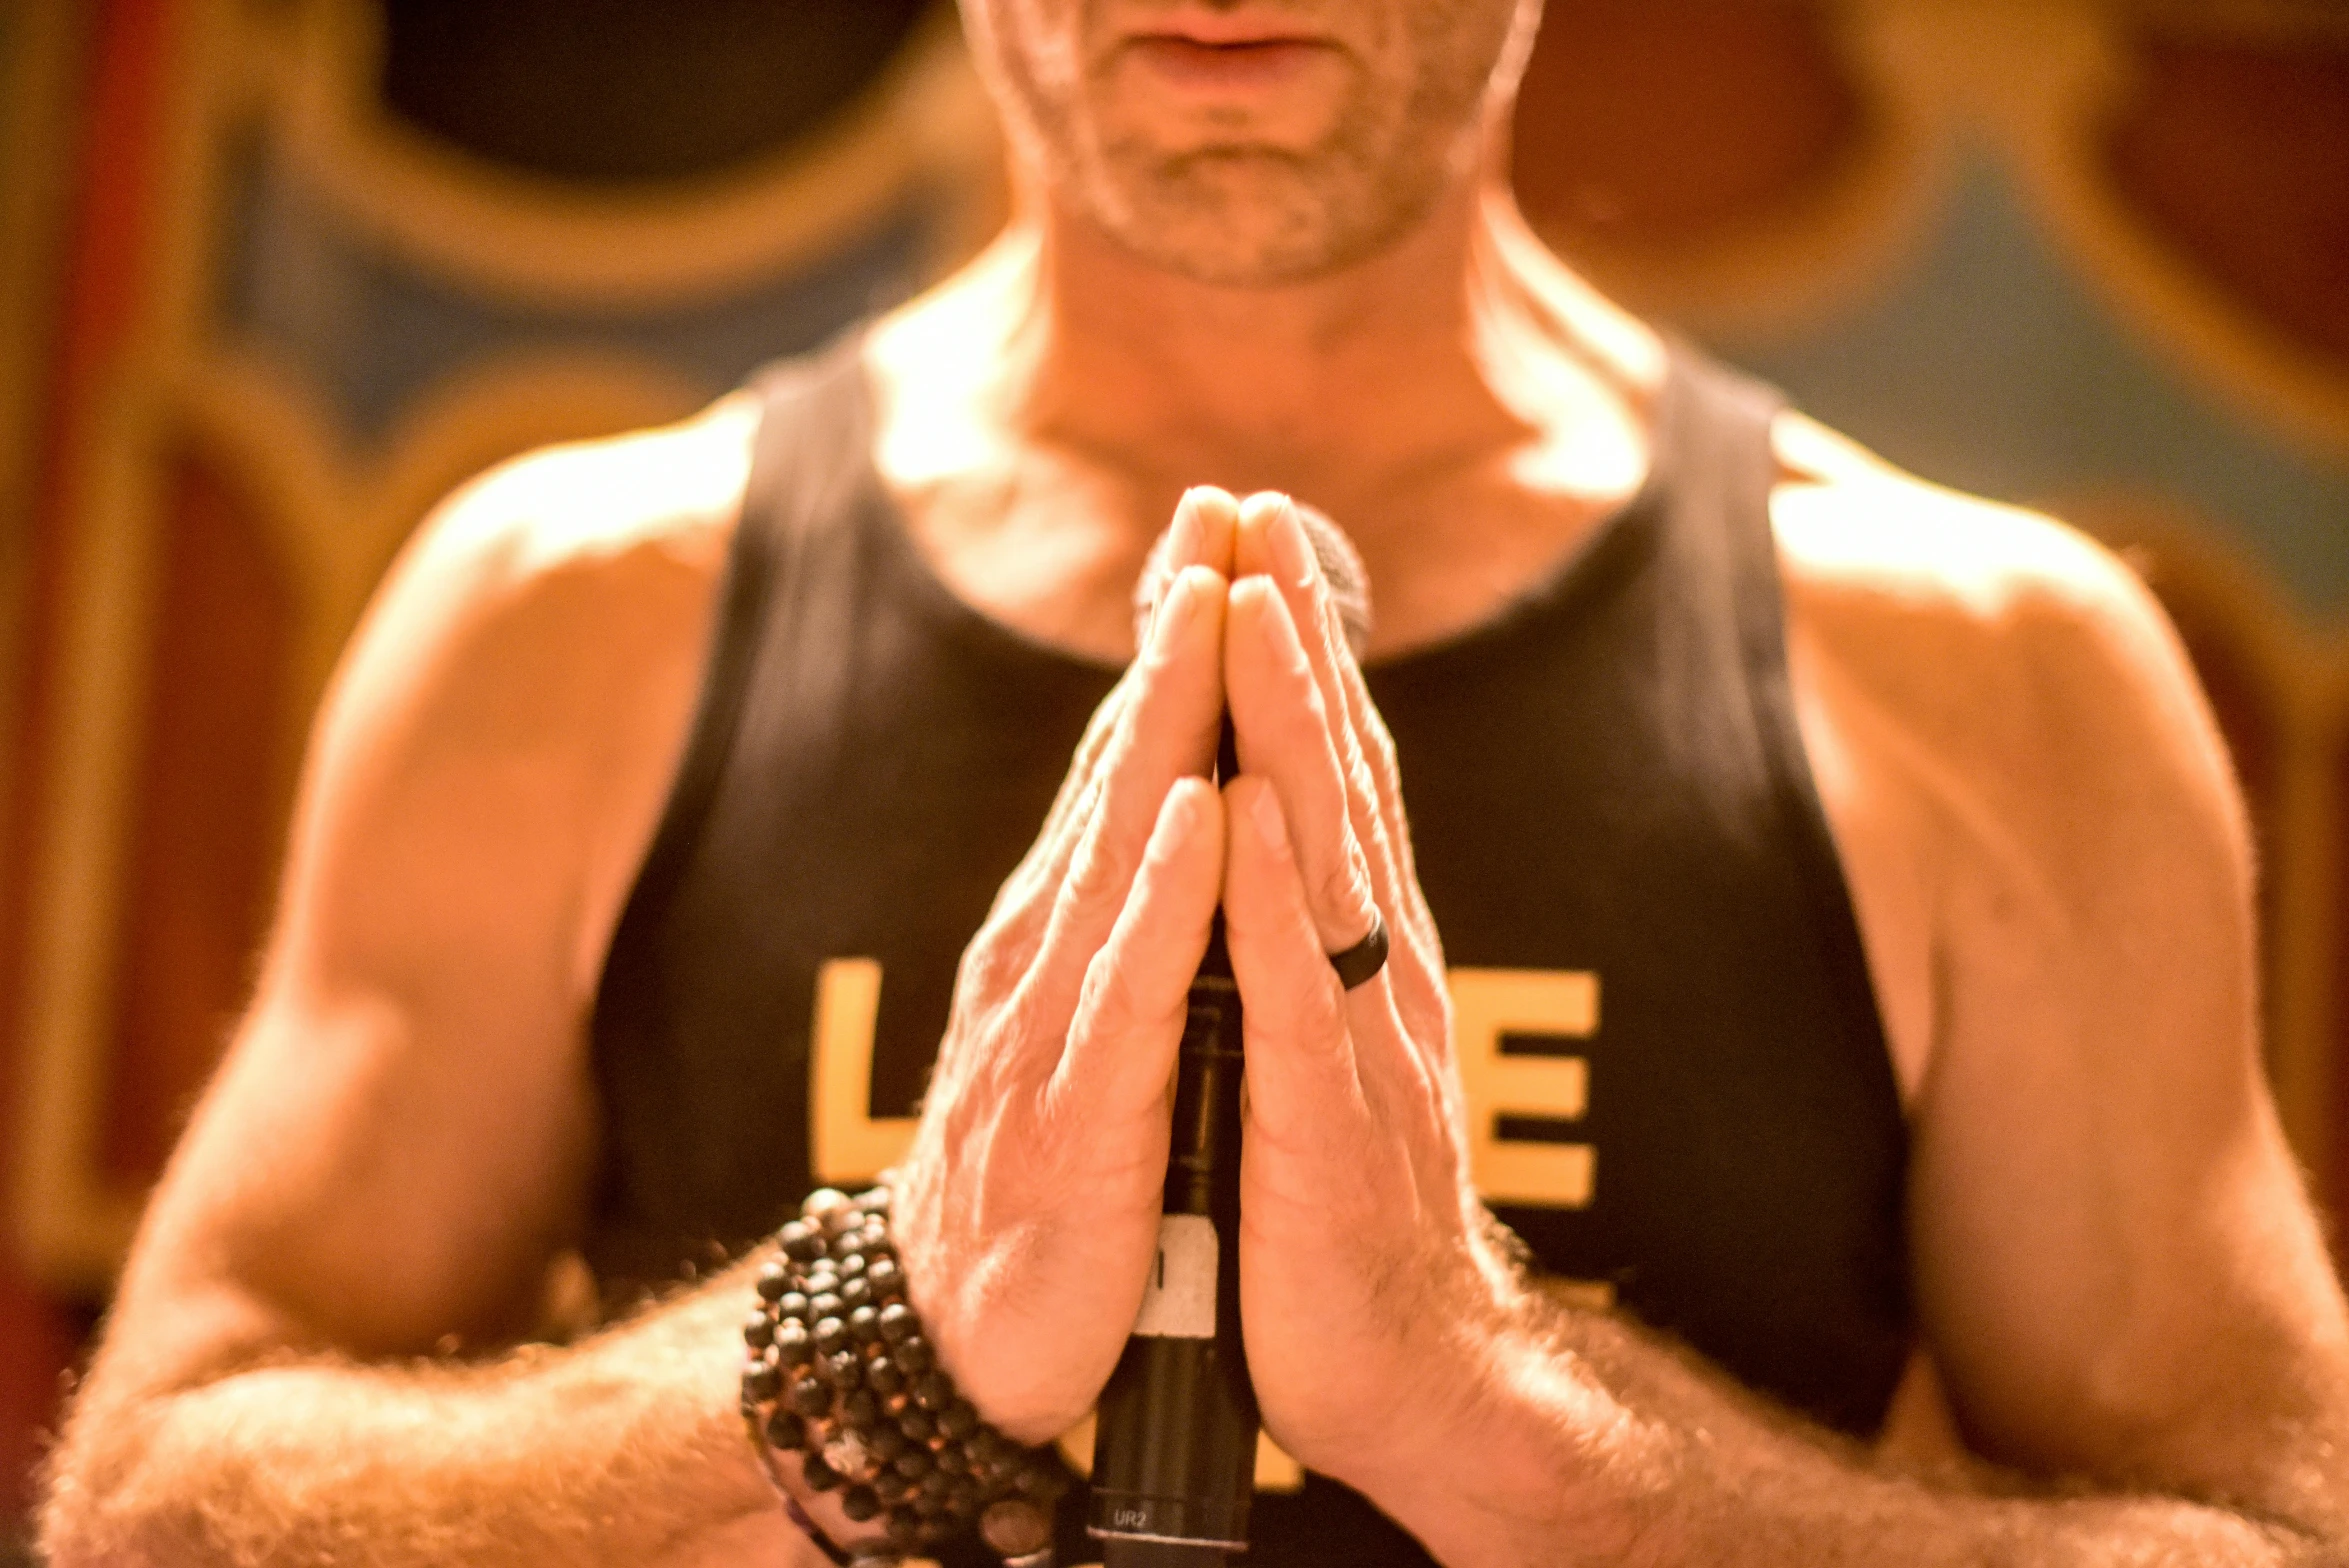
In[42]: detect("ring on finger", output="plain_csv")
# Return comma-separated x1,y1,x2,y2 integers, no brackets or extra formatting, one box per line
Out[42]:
1328,912,1390,990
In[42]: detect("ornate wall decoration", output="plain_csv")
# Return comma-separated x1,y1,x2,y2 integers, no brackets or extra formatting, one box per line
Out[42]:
7,0,999,1306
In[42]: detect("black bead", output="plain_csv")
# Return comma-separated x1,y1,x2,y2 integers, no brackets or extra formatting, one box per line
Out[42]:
912,1371,953,1413
742,1312,775,1350
764,1410,806,1451
887,1508,924,1547
822,1349,862,1386
834,1250,867,1278
839,1276,875,1311
809,1292,844,1322
1017,1457,1061,1496
912,1487,949,1518
800,1452,843,1492
937,1397,979,1440
865,1257,904,1298
898,1408,936,1443
756,1261,790,1300
778,1222,826,1263
920,1468,955,1501
866,1423,908,1461
773,1322,814,1368
865,1356,904,1396
802,1271,839,1301
931,1442,968,1476
841,1484,882,1522
742,1360,781,1402
893,1335,932,1373
891,1446,934,1480
777,1291,810,1323
788,1376,833,1418
846,1304,881,1343
841,1389,879,1428
947,1475,982,1514
813,1316,850,1355
877,1303,917,1344
967,1428,1006,1463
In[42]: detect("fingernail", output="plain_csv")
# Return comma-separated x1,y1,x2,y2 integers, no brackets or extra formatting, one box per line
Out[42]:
1252,786,1288,855
1266,496,1315,590
1168,490,1206,563
1152,569,1195,647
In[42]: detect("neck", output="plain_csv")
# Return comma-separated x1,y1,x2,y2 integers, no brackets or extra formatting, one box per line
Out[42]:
1026,176,1500,479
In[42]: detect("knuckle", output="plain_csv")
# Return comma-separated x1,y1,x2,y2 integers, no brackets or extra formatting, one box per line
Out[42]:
1314,856,1369,920
1077,952,1139,1038
1063,820,1122,904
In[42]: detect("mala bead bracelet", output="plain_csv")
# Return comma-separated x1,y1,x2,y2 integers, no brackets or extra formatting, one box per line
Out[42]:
740,1183,1065,1566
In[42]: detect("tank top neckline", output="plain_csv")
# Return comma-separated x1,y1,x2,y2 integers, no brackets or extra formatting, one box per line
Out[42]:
817,333,1690,681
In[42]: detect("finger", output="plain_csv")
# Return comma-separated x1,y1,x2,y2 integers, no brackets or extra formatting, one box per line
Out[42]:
1170,485,1240,579
1136,488,1240,650
1052,776,1226,1127
1028,565,1228,1030
1221,778,1365,1145
1246,497,1411,922
1231,501,1460,1115
1223,779,1456,1191
1012,488,1237,919
1234,499,1452,1046
1224,574,1379,957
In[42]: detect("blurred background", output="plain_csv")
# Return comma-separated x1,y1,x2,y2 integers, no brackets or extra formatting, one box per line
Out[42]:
1,0,2344,1554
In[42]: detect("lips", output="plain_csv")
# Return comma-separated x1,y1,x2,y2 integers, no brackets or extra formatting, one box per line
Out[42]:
1121,32,1338,93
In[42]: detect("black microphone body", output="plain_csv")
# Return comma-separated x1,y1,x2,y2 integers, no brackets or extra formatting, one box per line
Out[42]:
1092,507,1372,1567
1088,885,1258,1566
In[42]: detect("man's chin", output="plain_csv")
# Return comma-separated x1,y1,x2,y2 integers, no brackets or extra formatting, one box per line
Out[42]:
1083,150,1420,287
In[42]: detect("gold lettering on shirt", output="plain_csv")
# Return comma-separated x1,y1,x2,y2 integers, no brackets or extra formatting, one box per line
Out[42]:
1449,968,1600,1209
811,960,1601,1209
811,958,917,1187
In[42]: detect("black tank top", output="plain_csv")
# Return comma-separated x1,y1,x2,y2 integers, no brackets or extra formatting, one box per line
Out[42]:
588,336,1910,1566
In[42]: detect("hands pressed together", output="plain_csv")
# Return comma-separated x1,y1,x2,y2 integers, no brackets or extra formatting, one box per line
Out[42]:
892,487,1519,1492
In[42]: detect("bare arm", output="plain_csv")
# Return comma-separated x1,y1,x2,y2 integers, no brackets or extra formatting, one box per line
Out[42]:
1209,482,2349,1565
38,435,1255,1566
45,1262,792,1566
37,402,826,1567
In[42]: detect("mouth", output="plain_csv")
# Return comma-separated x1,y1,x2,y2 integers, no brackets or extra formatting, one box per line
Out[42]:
1119,13,1340,94
1122,33,1338,92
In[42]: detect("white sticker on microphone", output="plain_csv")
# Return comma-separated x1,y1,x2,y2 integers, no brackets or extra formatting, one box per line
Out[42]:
1132,1214,1218,1339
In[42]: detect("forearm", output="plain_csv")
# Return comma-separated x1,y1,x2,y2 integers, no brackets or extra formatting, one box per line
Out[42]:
1353,1301,2339,1568
40,1266,812,1568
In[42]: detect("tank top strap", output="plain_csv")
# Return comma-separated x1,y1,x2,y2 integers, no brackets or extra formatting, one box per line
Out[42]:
597,337,876,1024
1668,345,1901,1126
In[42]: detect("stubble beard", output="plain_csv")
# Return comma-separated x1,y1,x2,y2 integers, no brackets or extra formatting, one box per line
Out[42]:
1009,49,1487,288
1075,127,1454,288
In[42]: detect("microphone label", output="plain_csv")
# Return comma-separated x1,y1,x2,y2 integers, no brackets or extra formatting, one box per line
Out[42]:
1132,1213,1218,1338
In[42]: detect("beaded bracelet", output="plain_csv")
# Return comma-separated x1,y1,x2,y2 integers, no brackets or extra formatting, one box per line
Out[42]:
740,1184,1065,1567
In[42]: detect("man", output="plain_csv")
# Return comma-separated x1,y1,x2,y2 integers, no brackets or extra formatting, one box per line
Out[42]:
37,0,2349,1563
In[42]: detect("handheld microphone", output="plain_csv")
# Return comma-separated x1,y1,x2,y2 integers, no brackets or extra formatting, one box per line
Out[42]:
1089,507,1372,1568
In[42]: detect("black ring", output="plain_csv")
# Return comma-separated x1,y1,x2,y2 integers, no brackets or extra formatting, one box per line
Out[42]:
1328,913,1389,990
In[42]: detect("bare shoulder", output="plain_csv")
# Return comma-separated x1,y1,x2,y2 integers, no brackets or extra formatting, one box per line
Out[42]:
386,391,756,659
1767,411,2244,859
1761,410,2253,1127
99,395,762,1377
